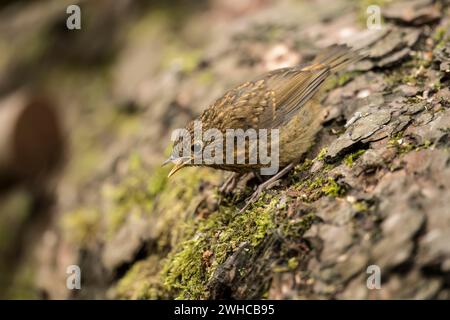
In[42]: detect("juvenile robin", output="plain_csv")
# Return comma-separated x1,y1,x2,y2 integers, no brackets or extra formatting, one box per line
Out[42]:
164,44,363,211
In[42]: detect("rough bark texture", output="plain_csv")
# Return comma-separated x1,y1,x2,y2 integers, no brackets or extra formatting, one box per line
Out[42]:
1,0,450,299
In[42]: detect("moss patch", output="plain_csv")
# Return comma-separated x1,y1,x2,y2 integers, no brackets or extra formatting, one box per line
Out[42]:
433,27,447,49
327,71,361,90
317,148,328,161
109,163,222,298
61,208,102,247
295,175,347,201
114,256,166,299
344,149,366,167
322,177,347,197
102,155,169,238
353,201,369,213
161,197,278,299
388,135,432,155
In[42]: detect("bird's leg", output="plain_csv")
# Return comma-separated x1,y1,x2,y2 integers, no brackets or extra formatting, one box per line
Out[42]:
219,172,242,194
253,171,264,183
240,163,295,213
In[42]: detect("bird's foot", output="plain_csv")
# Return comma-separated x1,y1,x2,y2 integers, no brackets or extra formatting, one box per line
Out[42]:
219,172,242,194
239,163,295,213
239,180,277,213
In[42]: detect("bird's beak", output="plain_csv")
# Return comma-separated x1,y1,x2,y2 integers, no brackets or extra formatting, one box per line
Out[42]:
162,157,172,167
167,157,192,178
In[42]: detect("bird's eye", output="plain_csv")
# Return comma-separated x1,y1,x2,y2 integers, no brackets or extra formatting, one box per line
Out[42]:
192,141,203,153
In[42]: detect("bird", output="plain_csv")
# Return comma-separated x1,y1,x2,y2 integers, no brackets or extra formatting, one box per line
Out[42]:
163,44,363,211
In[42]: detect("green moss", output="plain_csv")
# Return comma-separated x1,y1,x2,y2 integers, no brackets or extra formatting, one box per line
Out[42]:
385,68,418,87
287,257,299,270
114,256,166,299
63,149,221,260
353,201,369,213
396,141,414,154
432,79,442,91
433,27,447,49
266,26,283,42
384,52,433,88
103,155,170,238
148,168,169,196
327,71,360,90
280,212,317,238
316,148,328,161
61,208,101,247
196,70,215,85
111,165,222,299
395,140,415,154
422,140,432,149
5,262,39,299
161,198,277,299
0,190,32,253
322,177,346,197
162,236,207,299
235,23,291,43
388,136,433,155
292,159,313,177
344,149,366,167
323,163,336,172
406,95,424,105
163,47,202,74
307,177,326,190
294,174,346,202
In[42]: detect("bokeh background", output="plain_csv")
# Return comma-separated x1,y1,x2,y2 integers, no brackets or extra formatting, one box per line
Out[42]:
0,0,449,299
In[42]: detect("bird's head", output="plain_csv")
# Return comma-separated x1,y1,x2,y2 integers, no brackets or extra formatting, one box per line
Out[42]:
163,121,212,177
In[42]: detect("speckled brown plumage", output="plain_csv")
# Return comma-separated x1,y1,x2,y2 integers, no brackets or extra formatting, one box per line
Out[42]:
167,44,362,175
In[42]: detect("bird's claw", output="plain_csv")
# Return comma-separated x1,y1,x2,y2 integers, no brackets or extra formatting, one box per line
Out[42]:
239,185,264,213
239,163,295,213
219,173,241,194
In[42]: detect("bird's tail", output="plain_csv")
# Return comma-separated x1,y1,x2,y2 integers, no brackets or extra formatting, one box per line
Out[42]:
312,44,365,73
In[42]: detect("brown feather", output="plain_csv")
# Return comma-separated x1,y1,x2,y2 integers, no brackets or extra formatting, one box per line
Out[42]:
171,44,363,173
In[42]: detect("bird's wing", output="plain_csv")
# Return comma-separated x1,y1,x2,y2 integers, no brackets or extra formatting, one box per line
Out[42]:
256,66,330,128
201,66,329,130
201,44,361,130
